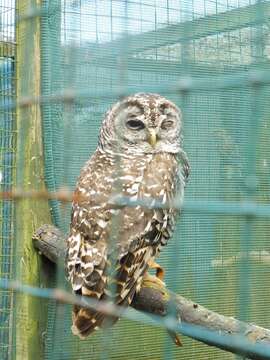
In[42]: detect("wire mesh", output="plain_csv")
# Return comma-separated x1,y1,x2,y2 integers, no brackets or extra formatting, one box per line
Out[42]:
37,1,270,359
1,0,270,359
0,0,16,359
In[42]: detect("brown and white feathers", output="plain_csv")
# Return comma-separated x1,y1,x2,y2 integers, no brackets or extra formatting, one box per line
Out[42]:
66,93,190,338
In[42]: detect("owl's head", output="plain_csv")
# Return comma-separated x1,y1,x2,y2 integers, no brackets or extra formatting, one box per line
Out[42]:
99,93,183,155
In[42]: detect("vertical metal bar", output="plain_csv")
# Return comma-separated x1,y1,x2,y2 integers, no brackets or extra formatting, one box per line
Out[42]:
40,0,62,228
238,3,263,359
164,1,194,358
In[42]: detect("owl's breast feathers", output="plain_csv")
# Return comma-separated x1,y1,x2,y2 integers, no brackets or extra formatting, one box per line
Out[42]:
66,149,186,338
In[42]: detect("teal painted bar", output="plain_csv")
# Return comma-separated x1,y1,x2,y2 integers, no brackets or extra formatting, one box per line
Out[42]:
0,278,269,360
1,67,270,112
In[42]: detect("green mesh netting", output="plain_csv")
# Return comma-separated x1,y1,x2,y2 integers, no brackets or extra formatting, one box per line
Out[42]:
16,0,270,359
0,1,16,358
0,57,15,360
0,0,270,360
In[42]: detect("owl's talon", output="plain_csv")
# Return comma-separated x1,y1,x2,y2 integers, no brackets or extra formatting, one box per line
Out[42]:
167,330,183,347
148,260,165,280
142,272,166,289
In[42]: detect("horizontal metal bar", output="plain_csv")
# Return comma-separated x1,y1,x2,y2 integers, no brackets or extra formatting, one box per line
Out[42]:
89,2,270,60
113,196,270,218
78,54,251,76
1,68,270,111
183,199,270,217
1,188,269,218
0,278,269,359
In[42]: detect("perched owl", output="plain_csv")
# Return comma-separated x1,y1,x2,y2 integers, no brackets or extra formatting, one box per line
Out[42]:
66,93,190,339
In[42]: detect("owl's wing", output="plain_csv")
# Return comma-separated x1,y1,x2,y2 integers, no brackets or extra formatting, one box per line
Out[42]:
66,210,108,294
66,151,117,337
114,216,164,307
177,148,190,185
114,153,182,308
67,200,160,338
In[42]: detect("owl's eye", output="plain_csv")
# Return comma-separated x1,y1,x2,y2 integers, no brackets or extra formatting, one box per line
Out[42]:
161,119,174,130
126,119,145,130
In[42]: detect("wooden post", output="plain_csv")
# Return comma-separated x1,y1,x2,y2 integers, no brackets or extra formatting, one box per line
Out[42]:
15,1,52,359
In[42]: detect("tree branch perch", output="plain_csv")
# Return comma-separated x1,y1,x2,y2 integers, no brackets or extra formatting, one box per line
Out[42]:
32,224,270,360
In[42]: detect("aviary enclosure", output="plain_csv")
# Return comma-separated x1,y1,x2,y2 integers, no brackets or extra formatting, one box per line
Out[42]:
0,0,270,359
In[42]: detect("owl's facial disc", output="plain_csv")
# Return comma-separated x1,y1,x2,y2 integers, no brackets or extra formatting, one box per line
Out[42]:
122,106,178,151
106,94,182,155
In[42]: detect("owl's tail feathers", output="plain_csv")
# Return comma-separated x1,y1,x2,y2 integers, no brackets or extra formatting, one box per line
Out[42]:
71,305,118,339
71,306,104,339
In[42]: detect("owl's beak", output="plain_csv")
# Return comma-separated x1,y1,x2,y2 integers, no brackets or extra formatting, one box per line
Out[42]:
148,128,157,147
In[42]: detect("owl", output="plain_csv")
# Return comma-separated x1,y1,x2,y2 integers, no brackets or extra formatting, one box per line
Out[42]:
66,93,190,339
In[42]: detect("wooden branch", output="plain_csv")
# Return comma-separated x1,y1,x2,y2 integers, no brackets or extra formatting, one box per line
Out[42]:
33,224,270,360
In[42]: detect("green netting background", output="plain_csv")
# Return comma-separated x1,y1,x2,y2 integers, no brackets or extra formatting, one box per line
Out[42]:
0,0,268,359
38,1,270,359
0,1,16,359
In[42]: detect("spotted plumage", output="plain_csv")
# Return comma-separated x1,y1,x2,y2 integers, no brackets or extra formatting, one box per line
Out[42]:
66,93,190,338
